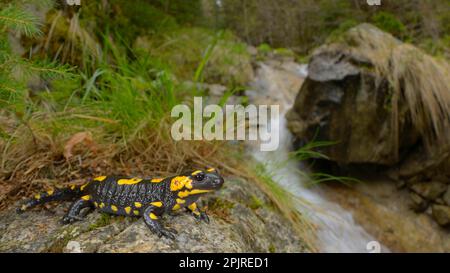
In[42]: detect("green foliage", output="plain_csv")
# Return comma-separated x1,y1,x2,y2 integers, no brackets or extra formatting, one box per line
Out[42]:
327,19,359,42
88,213,112,230
290,140,334,161
254,162,296,206
0,0,186,145
248,194,264,210
109,0,179,40
371,12,408,39
0,4,42,37
0,1,75,114
257,43,272,54
420,35,450,59
194,30,224,84
290,140,360,186
213,0,448,57
273,48,295,57
134,27,252,87
149,0,203,26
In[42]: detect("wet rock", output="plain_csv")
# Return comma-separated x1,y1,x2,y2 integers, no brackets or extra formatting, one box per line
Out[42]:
0,178,309,253
431,205,450,227
410,181,447,201
286,24,408,166
286,23,450,234
286,23,449,171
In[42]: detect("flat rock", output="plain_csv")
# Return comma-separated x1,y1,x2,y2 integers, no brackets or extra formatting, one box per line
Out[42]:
0,178,309,253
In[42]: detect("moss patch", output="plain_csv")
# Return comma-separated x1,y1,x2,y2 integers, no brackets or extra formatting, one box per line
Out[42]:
207,197,235,222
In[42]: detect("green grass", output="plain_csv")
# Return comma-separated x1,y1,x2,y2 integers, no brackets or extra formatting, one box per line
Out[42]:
290,140,361,187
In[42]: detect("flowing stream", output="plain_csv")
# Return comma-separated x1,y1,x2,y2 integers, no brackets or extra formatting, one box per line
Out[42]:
246,61,388,252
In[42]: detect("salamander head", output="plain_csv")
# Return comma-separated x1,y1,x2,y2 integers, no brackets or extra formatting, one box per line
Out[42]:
169,168,224,196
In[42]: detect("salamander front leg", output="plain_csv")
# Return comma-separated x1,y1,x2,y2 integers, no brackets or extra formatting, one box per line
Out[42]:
187,202,209,223
61,195,94,224
143,203,176,240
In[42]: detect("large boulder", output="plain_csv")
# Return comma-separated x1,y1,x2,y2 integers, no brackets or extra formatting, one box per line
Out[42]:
286,24,450,174
286,24,450,228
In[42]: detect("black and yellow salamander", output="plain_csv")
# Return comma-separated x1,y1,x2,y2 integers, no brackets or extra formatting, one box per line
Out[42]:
17,168,224,239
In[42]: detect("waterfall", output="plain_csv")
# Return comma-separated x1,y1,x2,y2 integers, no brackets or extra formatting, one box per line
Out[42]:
246,61,388,252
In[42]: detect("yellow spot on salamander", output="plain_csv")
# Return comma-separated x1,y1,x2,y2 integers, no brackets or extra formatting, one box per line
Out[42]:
150,178,163,183
111,205,118,212
188,203,197,211
133,210,140,216
94,176,107,181
172,204,181,211
149,213,158,220
178,189,211,198
80,183,89,191
134,202,142,208
188,203,201,215
94,202,98,207
207,168,215,172
191,170,202,175
176,198,185,204
47,190,54,196
99,203,105,209
117,178,142,185
70,185,76,190
185,180,193,189
150,201,163,207
124,207,131,214
178,191,189,198
189,189,212,195
34,194,41,200
170,176,191,191
81,195,90,201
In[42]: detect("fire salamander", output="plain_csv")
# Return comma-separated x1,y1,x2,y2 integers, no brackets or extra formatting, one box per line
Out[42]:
17,168,224,239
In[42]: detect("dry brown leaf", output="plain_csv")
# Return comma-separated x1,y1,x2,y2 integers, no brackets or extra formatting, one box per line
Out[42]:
63,132,97,159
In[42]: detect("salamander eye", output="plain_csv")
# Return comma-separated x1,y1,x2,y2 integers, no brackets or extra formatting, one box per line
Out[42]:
193,172,205,181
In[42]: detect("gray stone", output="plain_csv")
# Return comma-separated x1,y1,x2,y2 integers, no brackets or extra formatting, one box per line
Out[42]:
431,205,450,227
286,24,447,170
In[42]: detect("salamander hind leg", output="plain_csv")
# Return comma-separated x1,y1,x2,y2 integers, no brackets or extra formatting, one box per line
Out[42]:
61,195,94,224
143,202,177,240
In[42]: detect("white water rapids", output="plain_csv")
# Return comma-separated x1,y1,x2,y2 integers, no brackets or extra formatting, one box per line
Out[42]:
246,62,388,252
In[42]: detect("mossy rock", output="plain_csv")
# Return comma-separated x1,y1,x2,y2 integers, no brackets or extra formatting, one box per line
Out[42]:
0,178,309,253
